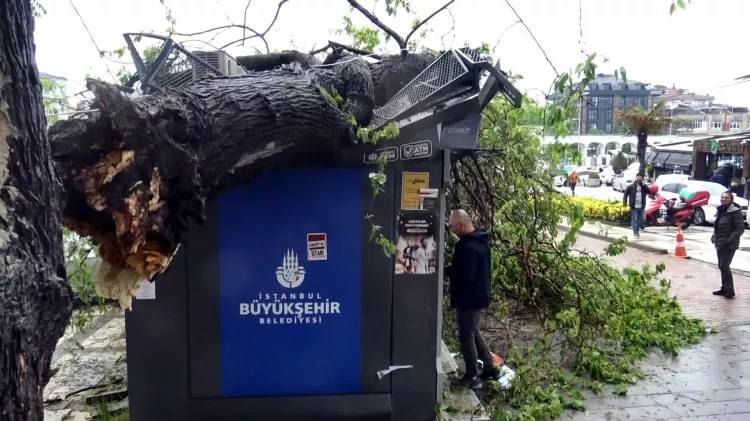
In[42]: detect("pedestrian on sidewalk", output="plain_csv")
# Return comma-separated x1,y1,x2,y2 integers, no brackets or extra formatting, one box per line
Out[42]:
623,172,651,238
568,171,578,196
446,209,499,390
711,191,745,299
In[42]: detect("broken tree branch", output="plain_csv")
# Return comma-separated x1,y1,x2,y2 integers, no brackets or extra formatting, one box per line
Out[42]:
241,0,252,46
218,0,288,52
404,0,455,46
263,0,288,34
174,24,262,39
347,0,406,53
315,41,382,59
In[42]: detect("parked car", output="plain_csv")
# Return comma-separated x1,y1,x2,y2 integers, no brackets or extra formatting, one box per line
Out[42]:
657,180,749,225
554,175,565,187
612,170,638,192
653,173,691,189
572,170,600,187
599,167,616,186
582,172,602,187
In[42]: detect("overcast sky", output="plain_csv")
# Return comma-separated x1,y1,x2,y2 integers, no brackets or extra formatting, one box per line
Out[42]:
34,0,750,106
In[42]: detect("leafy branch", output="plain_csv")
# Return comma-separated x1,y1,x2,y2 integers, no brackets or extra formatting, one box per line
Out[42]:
346,0,454,55
670,0,691,15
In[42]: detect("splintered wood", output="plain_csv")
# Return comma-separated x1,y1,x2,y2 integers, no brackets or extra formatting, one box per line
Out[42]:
49,55,435,309
83,150,134,211
78,150,171,304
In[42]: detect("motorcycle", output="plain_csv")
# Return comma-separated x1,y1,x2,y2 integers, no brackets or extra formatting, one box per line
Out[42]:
645,186,710,229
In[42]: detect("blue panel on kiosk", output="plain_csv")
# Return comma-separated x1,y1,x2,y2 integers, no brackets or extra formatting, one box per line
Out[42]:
218,168,363,397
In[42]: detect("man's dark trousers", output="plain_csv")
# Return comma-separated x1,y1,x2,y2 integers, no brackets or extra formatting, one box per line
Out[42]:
718,248,736,295
456,309,493,378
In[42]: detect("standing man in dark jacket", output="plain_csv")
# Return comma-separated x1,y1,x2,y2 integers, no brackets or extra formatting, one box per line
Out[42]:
711,191,745,299
446,209,497,390
623,173,651,238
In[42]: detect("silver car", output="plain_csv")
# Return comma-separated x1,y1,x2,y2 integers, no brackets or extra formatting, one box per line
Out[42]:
612,171,636,192
577,170,602,187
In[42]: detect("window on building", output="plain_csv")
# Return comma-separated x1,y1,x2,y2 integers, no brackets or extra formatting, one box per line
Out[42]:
606,123,613,133
731,120,741,129
587,109,597,120
588,122,597,131
713,121,722,129
693,120,704,129
638,98,648,108
590,96,598,106
605,110,613,120
598,97,613,108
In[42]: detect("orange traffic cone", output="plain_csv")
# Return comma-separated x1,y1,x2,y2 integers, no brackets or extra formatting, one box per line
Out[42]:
674,225,688,258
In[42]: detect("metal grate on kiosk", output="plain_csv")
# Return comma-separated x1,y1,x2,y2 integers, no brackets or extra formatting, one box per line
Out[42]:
370,50,473,128
369,47,519,129
123,33,244,93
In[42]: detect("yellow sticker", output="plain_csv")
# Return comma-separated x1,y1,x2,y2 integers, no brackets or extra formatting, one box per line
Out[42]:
401,172,430,210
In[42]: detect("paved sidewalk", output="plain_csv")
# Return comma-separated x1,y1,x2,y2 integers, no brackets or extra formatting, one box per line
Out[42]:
567,235,750,420
569,220,750,276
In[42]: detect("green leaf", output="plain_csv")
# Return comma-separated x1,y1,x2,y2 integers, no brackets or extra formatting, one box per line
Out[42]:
614,383,629,395
555,73,570,94
565,398,585,410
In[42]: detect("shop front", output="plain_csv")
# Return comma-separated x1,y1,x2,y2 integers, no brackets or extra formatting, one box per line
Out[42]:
692,132,750,197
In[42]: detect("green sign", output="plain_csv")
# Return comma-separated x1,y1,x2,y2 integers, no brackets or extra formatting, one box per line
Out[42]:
710,139,719,155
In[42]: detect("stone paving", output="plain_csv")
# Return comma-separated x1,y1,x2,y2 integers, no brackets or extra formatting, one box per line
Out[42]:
559,183,750,275
576,230,750,326
44,308,127,421
574,219,750,276
566,235,750,420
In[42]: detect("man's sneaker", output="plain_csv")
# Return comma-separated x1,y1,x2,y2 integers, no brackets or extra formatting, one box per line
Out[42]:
480,366,501,381
713,289,726,296
451,375,483,390
724,293,736,299
634,232,640,238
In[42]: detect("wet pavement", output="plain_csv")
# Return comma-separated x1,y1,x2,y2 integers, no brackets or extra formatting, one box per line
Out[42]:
567,236,750,420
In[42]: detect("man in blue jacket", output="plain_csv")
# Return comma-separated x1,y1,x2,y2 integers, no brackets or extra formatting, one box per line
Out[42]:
447,209,497,390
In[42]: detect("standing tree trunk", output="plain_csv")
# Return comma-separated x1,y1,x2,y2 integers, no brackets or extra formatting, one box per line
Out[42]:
637,130,648,175
0,1,72,420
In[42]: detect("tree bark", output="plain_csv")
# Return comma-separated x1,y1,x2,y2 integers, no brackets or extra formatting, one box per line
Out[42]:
49,45,434,307
237,51,436,106
50,52,433,305
0,1,72,420
637,131,648,174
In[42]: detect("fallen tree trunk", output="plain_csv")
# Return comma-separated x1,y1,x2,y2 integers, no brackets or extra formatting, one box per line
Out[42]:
50,53,432,307
0,1,72,419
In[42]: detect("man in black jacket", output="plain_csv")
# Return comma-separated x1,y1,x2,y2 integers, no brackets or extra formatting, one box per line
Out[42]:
711,191,745,299
446,209,496,390
623,173,651,238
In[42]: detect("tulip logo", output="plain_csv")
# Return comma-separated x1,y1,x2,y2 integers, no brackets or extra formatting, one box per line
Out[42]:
275,250,305,288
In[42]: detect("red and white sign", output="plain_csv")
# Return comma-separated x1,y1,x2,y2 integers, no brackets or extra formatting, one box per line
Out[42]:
307,233,328,261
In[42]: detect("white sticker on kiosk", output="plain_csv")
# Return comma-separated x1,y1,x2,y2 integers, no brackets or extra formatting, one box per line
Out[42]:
135,280,156,300
307,233,328,261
